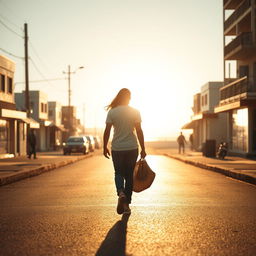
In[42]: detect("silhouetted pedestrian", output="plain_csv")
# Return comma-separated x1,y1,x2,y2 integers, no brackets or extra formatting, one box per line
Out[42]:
177,132,186,154
28,129,37,159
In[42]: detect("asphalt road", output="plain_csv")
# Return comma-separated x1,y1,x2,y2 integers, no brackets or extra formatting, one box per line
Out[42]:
0,154,256,256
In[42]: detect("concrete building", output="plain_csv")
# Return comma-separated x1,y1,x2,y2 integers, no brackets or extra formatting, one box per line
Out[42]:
215,0,256,157
15,90,51,151
0,55,28,157
183,82,228,152
48,101,65,150
61,106,78,141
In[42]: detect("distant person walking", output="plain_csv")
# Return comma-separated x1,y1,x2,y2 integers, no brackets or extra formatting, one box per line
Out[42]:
103,88,146,215
177,132,186,154
28,129,37,159
189,133,194,151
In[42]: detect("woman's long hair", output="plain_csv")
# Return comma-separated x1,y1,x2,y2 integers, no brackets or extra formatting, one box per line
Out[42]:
105,88,131,110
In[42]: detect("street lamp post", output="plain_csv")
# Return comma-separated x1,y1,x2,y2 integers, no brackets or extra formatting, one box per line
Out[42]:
63,65,84,136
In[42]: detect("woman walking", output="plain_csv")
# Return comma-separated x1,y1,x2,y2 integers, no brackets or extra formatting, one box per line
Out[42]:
103,88,146,215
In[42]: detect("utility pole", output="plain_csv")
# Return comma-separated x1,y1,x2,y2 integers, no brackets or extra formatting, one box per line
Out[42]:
24,23,30,117
68,65,71,107
63,65,84,136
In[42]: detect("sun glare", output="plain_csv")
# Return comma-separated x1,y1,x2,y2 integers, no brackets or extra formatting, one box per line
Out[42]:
129,82,190,141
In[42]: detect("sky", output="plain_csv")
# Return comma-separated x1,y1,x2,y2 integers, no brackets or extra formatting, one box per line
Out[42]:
0,0,224,141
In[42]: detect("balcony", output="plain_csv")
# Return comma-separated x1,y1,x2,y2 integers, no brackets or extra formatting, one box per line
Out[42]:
224,0,244,10
224,0,251,34
220,76,256,101
224,32,256,60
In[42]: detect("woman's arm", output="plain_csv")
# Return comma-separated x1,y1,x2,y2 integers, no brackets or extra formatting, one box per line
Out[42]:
103,123,112,159
135,122,147,159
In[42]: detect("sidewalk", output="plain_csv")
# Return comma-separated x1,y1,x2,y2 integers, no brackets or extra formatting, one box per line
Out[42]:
156,148,256,186
0,151,95,186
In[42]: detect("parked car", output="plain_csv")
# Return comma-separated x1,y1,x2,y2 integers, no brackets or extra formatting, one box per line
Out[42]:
85,135,95,152
63,136,90,155
93,135,102,149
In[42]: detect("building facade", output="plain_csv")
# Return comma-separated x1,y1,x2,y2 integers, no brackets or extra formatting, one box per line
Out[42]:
183,82,228,152
15,90,50,151
215,0,256,157
61,106,78,141
0,55,27,157
48,101,65,150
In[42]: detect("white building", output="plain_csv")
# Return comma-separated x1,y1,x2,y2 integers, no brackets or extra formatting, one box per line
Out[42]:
15,90,51,151
48,101,65,150
0,55,28,157
183,82,228,153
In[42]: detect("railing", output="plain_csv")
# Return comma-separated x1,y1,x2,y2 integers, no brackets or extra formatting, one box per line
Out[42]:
220,76,253,100
224,0,251,31
224,0,242,10
224,32,252,57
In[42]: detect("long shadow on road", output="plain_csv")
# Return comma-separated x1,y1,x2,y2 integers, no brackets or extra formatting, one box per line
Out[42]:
95,214,131,256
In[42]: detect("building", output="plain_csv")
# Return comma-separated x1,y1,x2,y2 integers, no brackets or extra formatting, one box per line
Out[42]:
48,101,65,150
0,55,28,157
15,90,50,151
214,0,256,157
183,82,228,151
61,106,78,141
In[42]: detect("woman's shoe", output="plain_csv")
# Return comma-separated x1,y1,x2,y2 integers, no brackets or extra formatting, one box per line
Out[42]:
117,193,126,214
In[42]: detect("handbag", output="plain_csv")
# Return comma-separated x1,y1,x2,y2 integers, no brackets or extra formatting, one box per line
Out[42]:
133,158,156,192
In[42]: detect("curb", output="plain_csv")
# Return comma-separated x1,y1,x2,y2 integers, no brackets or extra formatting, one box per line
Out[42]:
163,153,256,186
0,154,93,186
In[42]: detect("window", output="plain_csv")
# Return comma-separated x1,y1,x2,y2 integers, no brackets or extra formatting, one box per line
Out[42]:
7,77,12,93
45,104,47,113
205,94,207,105
201,95,204,106
41,102,44,112
0,74,5,92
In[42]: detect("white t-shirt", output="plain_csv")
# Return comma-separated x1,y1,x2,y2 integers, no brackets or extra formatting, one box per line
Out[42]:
106,105,141,151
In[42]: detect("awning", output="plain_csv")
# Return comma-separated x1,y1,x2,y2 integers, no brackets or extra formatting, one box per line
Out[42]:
22,117,40,129
43,120,53,126
1,108,26,119
182,120,195,129
192,112,218,120
50,123,67,132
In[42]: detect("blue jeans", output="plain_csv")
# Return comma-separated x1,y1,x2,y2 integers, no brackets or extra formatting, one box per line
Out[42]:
111,149,138,204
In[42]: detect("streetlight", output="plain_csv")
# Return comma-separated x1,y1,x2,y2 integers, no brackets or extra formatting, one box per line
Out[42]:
63,65,84,107
62,65,84,136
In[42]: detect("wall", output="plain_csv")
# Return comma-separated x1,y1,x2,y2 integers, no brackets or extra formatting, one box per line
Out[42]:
0,55,15,104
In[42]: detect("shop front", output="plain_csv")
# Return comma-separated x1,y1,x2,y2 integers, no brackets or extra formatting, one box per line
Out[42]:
229,106,256,157
0,108,27,157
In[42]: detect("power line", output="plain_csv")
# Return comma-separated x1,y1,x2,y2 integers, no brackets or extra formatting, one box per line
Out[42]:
0,13,23,32
0,18,23,38
15,77,66,85
29,40,52,75
0,1,25,24
0,47,24,59
30,57,55,87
